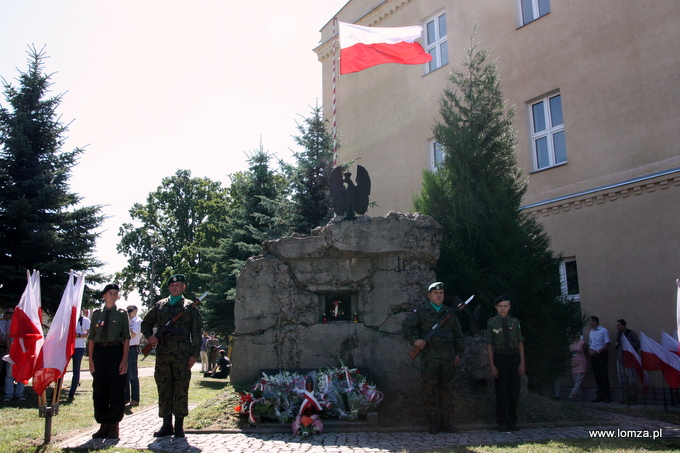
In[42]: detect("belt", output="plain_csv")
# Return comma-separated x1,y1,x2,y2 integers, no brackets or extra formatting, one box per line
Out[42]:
130,345,140,349
98,341,122,347
494,348,519,355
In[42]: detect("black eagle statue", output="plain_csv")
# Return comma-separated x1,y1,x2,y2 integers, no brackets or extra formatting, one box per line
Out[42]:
329,165,371,220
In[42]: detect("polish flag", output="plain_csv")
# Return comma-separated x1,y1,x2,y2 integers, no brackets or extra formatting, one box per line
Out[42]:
661,331,680,357
339,21,432,74
640,332,680,389
32,271,85,395
620,331,648,390
7,270,43,384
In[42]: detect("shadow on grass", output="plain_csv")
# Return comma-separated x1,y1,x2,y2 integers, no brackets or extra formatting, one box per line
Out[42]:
196,379,230,390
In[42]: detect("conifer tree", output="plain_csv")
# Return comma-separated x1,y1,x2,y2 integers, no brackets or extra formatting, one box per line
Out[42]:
200,147,288,335
0,47,104,314
413,40,581,389
280,105,335,234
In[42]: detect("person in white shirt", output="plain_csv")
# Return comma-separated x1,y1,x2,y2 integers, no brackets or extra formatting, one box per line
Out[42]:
125,305,143,406
69,309,91,399
588,316,611,403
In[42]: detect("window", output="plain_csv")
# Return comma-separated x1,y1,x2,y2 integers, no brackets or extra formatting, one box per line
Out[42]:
430,140,443,170
530,93,566,170
424,12,448,73
559,259,580,301
318,293,358,323
520,0,550,25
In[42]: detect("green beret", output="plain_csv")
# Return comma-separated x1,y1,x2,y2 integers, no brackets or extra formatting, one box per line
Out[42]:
166,274,186,286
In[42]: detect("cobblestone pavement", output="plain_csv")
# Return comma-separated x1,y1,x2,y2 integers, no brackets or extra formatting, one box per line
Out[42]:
59,404,680,453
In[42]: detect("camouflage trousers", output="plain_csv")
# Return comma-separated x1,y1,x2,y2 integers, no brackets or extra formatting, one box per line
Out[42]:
419,344,456,415
154,351,192,417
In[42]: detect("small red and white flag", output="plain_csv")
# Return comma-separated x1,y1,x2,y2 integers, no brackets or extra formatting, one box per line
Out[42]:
661,331,680,357
32,271,85,395
339,22,432,74
7,270,43,384
640,331,680,389
620,331,648,390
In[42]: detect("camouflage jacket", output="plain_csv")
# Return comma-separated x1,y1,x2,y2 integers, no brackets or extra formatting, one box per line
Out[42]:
402,301,465,355
141,297,203,358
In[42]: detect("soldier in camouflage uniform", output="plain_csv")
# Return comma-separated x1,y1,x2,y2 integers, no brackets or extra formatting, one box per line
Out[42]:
141,274,203,438
402,282,465,434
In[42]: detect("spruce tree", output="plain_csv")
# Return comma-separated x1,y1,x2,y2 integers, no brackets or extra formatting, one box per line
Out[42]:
200,147,288,335
280,105,335,234
413,40,581,389
0,47,104,314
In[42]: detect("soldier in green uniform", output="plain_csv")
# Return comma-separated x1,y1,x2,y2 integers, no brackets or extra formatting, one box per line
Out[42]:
485,294,525,432
141,274,203,438
402,282,465,434
88,283,131,439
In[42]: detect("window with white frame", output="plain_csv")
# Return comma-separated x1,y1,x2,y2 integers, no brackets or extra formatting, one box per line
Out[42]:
559,258,580,301
530,93,566,170
424,12,448,73
430,139,443,170
520,0,550,25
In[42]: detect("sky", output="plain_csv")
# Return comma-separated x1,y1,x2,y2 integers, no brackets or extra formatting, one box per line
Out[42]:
0,0,348,304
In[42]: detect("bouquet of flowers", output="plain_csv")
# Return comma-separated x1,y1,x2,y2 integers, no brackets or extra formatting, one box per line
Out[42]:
235,366,383,427
292,414,323,439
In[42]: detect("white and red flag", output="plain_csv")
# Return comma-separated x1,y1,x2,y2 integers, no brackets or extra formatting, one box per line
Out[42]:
661,331,680,357
620,331,648,390
339,22,432,74
32,271,85,395
640,331,680,389
7,270,43,384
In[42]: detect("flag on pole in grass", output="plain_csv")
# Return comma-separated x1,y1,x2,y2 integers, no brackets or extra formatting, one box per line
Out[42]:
620,330,648,391
7,270,43,384
661,331,680,356
339,22,432,74
32,271,85,395
640,331,680,389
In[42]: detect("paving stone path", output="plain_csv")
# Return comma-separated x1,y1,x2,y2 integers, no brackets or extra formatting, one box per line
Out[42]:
59,403,680,453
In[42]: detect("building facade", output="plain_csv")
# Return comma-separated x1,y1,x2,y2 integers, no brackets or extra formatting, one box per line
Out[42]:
315,0,680,388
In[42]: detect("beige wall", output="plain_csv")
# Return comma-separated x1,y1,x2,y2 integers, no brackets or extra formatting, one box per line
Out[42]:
317,0,680,211
316,0,680,389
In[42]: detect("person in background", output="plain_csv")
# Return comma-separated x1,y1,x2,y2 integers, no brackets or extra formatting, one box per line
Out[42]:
200,332,210,372
0,307,11,386
68,309,91,399
88,283,130,439
125,305,142,407
2,306,25,402
207,332,219,372
486,294,525,432
588,316,611,403
614,318,640,404
203,350,231,379
567,332,588,401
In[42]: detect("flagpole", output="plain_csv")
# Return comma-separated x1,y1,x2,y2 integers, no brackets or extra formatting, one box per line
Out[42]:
332,17,339,167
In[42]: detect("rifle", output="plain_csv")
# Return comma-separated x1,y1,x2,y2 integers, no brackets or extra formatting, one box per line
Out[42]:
141,291,208,359
408,311,453,360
